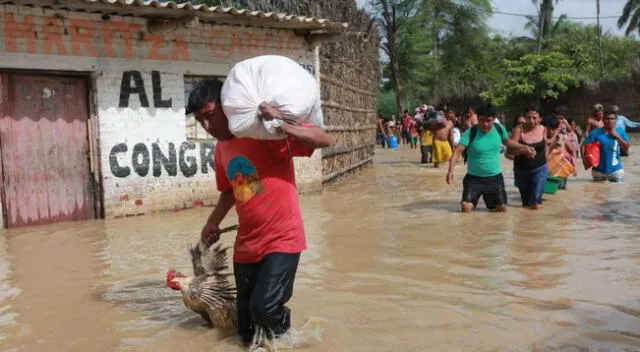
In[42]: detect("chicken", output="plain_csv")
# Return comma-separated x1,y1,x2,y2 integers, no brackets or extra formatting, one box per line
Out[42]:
166,225,238,330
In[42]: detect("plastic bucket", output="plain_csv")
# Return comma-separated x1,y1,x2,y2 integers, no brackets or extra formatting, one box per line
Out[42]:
387,136,398,149
543,176,563,194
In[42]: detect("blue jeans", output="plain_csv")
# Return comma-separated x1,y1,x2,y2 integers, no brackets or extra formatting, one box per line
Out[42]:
514,164,548,207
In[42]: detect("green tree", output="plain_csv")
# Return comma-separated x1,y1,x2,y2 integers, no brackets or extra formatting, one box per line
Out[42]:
371,0,421,114
525,12,569,49
544,22,640,79
533,0,562,54
413,0,493,103
480,52,580,107
617,0,640,36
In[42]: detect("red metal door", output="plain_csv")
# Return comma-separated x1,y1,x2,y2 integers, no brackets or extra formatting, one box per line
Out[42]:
0,73,95,228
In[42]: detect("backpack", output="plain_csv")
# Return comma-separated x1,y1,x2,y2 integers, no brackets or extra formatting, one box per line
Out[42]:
463,123,506,164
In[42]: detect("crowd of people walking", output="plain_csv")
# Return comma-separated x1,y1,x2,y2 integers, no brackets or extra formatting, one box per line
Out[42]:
376,102,638,212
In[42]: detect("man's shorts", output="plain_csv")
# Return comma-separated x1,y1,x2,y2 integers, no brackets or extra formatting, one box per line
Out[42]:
462,173,508,210
401,130,411,142
592,169,624,183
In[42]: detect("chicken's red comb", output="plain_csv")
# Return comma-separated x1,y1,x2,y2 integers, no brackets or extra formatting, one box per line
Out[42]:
166,268,177,282
166,268,186,282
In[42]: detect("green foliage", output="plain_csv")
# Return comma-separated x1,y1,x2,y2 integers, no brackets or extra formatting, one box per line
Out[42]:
377,90,399,118
202,0,640,114
373,0,640,115
618,0,640,36
480,52,580,107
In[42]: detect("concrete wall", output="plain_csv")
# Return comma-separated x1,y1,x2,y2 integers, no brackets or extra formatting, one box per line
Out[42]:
0,5,323,219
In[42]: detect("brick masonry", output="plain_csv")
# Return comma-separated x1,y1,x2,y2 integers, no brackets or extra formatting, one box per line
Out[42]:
0,5,323,221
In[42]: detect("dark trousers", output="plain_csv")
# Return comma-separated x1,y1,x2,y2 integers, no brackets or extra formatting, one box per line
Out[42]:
377,133,387,148
401,130,411,144
234,252,300,344
514,164,548,206
421,145,432,164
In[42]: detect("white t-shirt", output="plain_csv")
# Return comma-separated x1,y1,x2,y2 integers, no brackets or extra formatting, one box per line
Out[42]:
452,127,461,145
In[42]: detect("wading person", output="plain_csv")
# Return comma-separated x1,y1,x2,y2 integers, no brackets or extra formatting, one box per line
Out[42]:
401,110,413,145
505,114,526,187
582,109,630,183
611,105,640,157
186,79,332,347
463,106,478,131
431,111,454,168
545,115,577,190
509,106,548,210
585,104,604,136
376,114,388,148
446,103,534,213
409,117,419,150
419,114,435,164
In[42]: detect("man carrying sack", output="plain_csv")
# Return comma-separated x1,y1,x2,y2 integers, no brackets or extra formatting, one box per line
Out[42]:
186,78,332,347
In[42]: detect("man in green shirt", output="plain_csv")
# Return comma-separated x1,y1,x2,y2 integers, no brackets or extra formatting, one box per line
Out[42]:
446,104,534,213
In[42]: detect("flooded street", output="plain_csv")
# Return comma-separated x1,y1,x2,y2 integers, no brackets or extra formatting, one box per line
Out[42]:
1,143,640,352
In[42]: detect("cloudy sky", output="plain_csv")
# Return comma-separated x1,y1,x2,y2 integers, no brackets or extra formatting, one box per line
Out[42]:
356,0,633,37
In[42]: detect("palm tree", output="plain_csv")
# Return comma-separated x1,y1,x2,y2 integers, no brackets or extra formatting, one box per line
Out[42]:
525,12,568,41
617,0,640,36
530,0,562,54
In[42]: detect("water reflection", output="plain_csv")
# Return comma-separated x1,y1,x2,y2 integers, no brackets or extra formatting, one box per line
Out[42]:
0,145,639,351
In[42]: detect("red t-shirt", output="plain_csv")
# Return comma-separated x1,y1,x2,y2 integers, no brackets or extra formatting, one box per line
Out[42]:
214,136,314,264
401,115,412,130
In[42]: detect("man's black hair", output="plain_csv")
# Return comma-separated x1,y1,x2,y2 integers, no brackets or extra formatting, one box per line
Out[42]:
604,109,617,117
553,105,568,116
476,103,498,117
426,110,438,120
544,115,559,129
512,114,523,129
185,79,224,115
524,104,541,114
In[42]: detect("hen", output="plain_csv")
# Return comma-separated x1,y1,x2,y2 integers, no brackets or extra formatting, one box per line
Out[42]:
166,225,238,330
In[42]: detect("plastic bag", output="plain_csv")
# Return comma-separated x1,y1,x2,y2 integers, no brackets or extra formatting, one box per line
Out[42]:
583,141,601,170
220,55,324,140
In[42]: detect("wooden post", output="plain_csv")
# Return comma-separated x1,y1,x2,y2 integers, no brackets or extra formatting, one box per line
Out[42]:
597,0,605,78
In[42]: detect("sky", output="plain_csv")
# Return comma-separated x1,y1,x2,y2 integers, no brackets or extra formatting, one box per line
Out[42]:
356,0,633,38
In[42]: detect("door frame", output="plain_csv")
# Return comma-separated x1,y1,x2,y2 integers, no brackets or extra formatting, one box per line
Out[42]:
0,69,104,228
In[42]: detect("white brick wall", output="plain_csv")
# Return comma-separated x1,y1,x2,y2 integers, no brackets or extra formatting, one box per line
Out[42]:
0,5,323,219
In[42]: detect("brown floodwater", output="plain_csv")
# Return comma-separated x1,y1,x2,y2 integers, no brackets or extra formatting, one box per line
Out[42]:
1,143,640,352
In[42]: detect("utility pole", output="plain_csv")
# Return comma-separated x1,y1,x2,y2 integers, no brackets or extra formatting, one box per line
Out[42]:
597,0,605,78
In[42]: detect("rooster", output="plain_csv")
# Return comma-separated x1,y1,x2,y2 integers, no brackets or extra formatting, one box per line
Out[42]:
166,225,239,330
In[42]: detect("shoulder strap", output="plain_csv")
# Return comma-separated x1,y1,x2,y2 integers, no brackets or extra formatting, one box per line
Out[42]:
463,126,479,164
469,125,479,144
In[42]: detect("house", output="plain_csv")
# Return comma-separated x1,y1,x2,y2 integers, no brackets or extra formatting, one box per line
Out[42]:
0,0,346,228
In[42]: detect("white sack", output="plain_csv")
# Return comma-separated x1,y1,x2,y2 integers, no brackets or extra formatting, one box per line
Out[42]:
221,55,324,140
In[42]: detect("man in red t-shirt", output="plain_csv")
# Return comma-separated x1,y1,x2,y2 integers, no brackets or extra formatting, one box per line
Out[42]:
185,79,332,346
401,110,413,144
